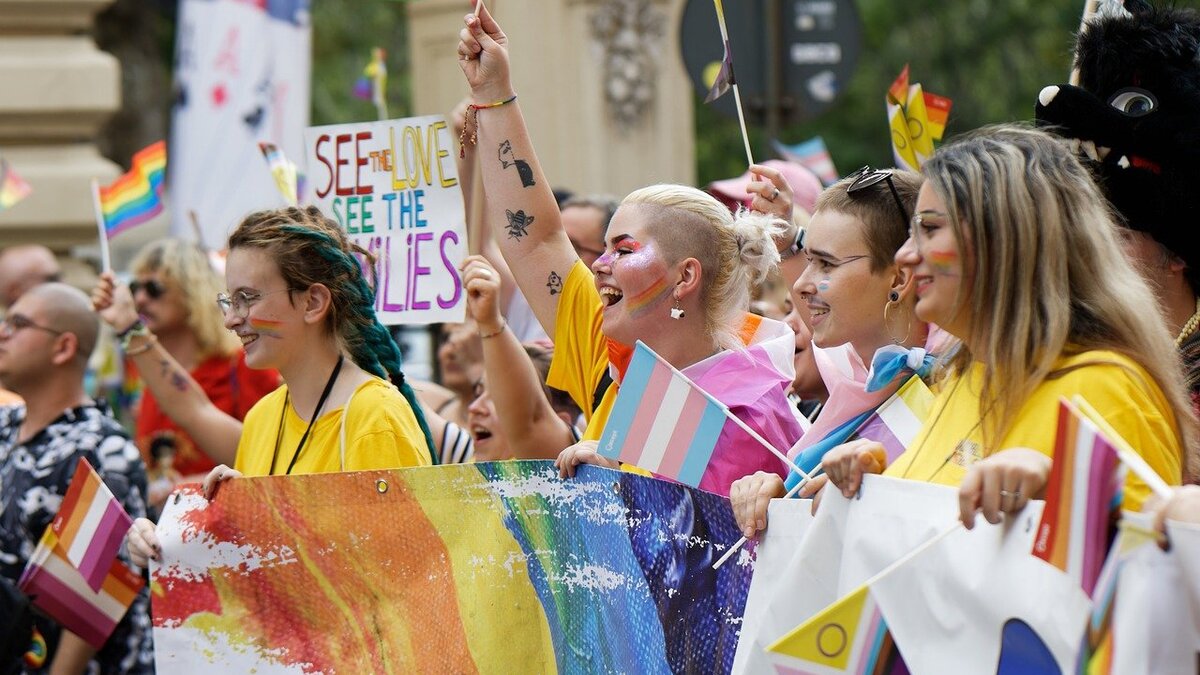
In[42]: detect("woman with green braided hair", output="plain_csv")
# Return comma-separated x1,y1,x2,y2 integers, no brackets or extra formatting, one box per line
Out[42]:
126,207,435,565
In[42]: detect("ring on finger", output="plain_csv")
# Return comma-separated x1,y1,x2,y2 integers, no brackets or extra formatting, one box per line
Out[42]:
999,489,1022,500
771,187,780,201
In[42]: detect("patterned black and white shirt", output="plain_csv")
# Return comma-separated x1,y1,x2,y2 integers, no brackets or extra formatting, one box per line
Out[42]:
0,402,154,675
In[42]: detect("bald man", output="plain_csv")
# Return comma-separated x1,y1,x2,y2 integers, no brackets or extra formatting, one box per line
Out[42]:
0,245,61,308
0,283,152,673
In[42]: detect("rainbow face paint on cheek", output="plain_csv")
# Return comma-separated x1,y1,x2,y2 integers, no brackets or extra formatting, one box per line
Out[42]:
625,276,672,316
249,318,285,338
926,249,959,276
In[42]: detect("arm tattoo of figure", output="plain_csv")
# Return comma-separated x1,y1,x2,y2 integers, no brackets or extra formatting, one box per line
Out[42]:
546,271,563,296
498,140,536,188
159,358,190,392
505,209,534,240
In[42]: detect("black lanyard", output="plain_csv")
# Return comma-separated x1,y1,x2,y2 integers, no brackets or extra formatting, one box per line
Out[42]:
270,355,344,475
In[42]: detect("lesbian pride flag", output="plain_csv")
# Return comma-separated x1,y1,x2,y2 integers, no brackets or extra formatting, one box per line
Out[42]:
50,458,135,592
598,341,731,488
98,140,167,237
1032,398,1125,597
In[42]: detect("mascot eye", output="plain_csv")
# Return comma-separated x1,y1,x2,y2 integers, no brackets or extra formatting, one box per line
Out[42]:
1108,88,1158,117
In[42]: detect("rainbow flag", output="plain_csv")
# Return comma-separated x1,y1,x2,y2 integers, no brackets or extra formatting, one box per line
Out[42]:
353,47,388,119
50,458,135,591
772,137,839,186
886,65,953,172
17,526,144,649
257,141,298,205
598,341,731,488
768,584,903,674
0,157,33,211
1032,398,1124,597
98,141,167,237
851,375,935,464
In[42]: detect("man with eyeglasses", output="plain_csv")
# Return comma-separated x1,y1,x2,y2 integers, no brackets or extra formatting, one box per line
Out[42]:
0,245,61,310
0,283,152,673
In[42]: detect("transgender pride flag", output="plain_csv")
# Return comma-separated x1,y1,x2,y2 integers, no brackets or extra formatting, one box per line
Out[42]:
598,341,731,488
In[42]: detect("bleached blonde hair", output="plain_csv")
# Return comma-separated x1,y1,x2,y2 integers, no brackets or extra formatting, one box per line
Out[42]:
131,240,239,360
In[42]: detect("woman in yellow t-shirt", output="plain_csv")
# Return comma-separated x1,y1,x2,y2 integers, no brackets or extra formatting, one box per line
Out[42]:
126,206,434,566
733,126,1198,536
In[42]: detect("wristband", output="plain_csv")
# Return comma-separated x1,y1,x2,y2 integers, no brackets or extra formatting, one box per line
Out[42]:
780,225,806,260
478,318,507,339
118,320,151,351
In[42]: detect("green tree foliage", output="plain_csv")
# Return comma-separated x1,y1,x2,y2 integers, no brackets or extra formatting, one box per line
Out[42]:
311,1,413,125
695,0,1109,185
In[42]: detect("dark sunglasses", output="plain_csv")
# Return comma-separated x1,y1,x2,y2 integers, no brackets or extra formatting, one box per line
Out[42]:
129,279,166,299
846,166,909,230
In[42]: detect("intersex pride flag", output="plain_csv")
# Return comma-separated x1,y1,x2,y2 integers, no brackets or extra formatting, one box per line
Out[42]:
598,341,730,488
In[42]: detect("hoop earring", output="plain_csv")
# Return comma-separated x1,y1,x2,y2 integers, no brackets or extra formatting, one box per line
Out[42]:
883,296,911,344
670,297,685,320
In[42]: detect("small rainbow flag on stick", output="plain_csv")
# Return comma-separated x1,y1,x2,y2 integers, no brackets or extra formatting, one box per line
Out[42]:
0,157,33,211
257,141,298,206
353,47,388,121
91,141,167,270
17,458,144,649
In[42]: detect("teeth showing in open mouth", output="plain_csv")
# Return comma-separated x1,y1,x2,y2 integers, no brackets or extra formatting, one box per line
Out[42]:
240,334,257,347
1067,138,1113,163
599,287,623,306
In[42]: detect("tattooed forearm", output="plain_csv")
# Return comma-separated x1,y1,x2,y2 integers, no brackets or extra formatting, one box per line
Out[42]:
505,209,534,240
159,359,190,392
498,140,536,188
546,271,563,295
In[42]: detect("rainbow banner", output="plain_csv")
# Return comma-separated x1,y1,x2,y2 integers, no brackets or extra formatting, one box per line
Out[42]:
0,157,33,211
150,461,752,673
1032,398,1124,597
98,141,167,237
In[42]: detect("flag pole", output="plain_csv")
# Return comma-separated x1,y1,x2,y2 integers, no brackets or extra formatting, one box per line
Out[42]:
713,0,755,166
712,463,822,569
90,179,111,273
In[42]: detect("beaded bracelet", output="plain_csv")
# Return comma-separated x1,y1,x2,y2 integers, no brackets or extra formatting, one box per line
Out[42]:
459,94,518,158
118,319,150,351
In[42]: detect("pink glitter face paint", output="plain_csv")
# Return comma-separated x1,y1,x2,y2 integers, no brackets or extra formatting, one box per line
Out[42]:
249,318,285,338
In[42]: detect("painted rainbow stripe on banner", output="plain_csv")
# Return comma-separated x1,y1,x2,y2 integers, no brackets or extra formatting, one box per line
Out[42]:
99,141,167,237
598,341,729,487
149,461,750,673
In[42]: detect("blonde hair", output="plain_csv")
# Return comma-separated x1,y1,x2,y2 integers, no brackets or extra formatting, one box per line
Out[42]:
923,124,1198,477
621,184,784,350
131,240,239,360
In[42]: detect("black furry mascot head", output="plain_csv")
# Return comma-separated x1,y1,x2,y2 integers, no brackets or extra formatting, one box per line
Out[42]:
1035,0,1200,290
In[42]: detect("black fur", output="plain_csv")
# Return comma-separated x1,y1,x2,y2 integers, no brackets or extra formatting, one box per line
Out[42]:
1035,1,1200,287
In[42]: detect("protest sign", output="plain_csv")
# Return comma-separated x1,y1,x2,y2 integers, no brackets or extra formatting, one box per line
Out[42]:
303,115,467,325
151,461,750,673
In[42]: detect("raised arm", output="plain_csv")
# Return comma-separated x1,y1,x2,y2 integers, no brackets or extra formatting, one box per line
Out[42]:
91,272,242,465
462,255,573,458
458,2,580,339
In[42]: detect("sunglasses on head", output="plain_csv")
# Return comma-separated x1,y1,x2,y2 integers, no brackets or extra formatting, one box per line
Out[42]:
129,279,166,299
846,166,909,230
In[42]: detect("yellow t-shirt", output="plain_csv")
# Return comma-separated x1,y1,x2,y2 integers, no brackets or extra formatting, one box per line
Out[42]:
884,350,1182,511
547,260,618,442
234,378,431,476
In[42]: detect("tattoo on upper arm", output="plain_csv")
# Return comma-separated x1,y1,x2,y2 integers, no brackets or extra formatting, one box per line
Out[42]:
499,140,536,188
505,209,534,240
547,271,563,295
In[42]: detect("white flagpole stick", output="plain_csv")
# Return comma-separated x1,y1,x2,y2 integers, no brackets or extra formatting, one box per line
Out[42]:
473,0,483,18
712,1,754,166
1069,0,1099,86
712,463,822,569
90,179,111,273
188,210,207,253
1072,395,1174,501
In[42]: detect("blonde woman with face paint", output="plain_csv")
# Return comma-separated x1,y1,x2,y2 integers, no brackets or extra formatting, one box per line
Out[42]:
457,3,804,495
815,125,1197,524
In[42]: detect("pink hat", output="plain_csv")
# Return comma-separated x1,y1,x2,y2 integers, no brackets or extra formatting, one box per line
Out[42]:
707,159,823,215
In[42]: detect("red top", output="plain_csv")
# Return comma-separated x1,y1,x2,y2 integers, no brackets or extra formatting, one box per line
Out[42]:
134,351,279,476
